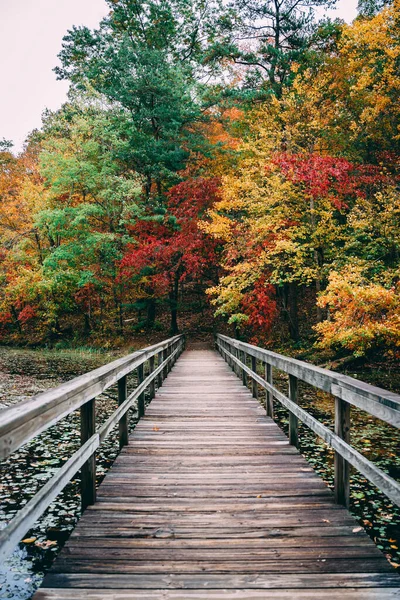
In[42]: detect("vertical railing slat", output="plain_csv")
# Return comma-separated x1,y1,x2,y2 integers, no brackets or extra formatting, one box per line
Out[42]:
251,356,258,399
118,375,129,449
288,374,299,448
80,399,96,510
335,398,351,507
138,363,145,417
265,362,274,418
241,351,247,386
149,356,155,401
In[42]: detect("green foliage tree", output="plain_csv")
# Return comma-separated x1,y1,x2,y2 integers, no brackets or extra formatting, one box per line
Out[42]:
55,0,219,201
207,0,338,97
358,0,393,16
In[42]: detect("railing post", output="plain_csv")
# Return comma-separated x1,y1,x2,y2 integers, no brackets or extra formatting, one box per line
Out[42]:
162,348,168,379
265,362,274,418
241,351,247,386
158,350,163,387
251,356,258,399
80,399,96,510
335,398,350,507
149,356,155,401
289,374,299,448
118,376,129,449
167,346,172,373
137,363,145,417
232,347,238,375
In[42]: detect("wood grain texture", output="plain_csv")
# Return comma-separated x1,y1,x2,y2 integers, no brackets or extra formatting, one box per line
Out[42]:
34,348,400,599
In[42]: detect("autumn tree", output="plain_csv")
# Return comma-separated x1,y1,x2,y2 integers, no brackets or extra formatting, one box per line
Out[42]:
55,0,221,201
121,177,220,333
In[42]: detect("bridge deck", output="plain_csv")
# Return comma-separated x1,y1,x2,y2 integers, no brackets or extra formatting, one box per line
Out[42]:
34,349,400,599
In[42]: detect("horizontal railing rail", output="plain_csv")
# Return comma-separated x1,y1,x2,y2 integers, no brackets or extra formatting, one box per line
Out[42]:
216,333,400,510
0,334,185,561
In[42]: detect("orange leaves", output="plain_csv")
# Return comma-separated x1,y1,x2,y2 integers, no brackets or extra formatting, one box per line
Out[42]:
315,269,400,358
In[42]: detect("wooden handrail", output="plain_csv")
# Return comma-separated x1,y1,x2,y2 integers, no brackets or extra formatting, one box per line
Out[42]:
0,334,185,561
216,334,400,509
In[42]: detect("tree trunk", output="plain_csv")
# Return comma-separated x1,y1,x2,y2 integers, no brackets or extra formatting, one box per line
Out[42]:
287,282,300,342
146,299,156,328
84,313,91,336
10,306,22,333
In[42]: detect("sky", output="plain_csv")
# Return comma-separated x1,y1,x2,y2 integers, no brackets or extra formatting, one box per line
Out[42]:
0,0,358,153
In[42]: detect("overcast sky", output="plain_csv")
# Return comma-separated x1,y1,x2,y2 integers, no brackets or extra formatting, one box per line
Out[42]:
0,0,358,153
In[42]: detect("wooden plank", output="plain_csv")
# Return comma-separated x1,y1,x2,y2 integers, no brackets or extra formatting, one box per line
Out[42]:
49,557,393,574
33,588,400,599
41,573,400,589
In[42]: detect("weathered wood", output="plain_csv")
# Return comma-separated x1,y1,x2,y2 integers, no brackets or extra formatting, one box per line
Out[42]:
31,347,398,599
288,374,299,448
163,348,168,380
137,363,145,418
0,335,183,460
219,341,400,508
0,336,184,563
251,356,258,399
335,397,350,507
157,351,163,388
265,362,273,418
216,334,400,428
149,356,155,400
81,399,96,510
241,351,247,386
32,587,400,599
37,572,400,591
118,376,128,449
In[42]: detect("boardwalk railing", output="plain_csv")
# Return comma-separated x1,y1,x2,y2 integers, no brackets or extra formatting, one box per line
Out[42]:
216,333,400,510
0,334,185,561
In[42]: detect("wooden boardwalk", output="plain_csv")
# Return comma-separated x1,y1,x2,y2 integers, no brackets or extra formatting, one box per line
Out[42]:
34,348,400,599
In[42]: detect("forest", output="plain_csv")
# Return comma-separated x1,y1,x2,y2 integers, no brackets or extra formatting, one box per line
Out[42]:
0,0,399,364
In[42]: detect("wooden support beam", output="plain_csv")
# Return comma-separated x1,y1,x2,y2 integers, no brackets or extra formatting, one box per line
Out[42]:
117,376,128,449
149,356,155,401
80,399,96,510
251,356,258,400
289,374,299,448
241,351,247,387
265,362,274,418
137,364,145,418
335,397,351,507
157,351,163,388
162,349,168,380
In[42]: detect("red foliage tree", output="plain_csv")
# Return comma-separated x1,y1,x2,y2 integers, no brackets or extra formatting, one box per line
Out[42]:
121,178,221,332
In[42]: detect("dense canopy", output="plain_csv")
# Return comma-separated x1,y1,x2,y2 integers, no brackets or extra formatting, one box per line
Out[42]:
0,0,399,361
